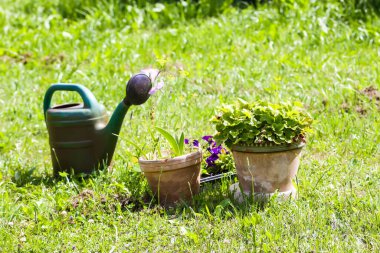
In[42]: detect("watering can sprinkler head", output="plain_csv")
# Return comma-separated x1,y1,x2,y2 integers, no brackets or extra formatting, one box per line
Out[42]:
124,73,153,106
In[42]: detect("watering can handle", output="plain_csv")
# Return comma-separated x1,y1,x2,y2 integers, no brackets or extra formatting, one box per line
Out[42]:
43,83,98,116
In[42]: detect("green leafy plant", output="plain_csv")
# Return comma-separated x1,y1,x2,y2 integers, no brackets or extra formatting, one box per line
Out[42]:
211,99,313,148
155,127,185,157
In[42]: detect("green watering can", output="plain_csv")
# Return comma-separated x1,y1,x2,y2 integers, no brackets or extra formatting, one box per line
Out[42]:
43,74,152,176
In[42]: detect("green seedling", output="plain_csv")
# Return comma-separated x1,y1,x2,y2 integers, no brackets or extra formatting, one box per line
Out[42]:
155,127,185,157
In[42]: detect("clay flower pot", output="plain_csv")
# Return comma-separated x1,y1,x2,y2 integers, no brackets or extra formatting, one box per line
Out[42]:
230,143,304,201
139,150,202,206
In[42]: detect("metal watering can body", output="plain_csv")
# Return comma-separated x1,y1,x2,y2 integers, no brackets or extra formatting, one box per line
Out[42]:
43,74,152,176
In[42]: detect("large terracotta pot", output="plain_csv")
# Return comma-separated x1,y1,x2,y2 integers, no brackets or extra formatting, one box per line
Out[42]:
139,150,202,206
230,143,304,200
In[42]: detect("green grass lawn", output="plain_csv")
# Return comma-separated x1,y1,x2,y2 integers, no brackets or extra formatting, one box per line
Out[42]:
1,1,379,252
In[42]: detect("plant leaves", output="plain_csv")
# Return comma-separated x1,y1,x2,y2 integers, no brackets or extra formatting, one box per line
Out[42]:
155,127,180,156
211,99,312,147
178,132,185,155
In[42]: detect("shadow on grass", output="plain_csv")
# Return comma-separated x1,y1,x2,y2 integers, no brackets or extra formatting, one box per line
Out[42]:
10,167,104,188
10,167,57,187
146,178,270,219
10,167,273,218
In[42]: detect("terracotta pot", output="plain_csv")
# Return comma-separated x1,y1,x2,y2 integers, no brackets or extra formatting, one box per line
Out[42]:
139,150,202,206
231,143,304,200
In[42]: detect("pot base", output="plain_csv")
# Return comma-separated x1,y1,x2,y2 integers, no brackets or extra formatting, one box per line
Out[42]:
229,183,297,203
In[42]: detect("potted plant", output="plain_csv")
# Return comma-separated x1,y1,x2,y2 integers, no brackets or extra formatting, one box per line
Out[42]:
138,127,202,206
211,99,313,200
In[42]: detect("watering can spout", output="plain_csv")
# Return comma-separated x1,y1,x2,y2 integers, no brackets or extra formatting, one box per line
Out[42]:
105,73,153,136
104,101,130,136
101,101,130,158
102,73,153,162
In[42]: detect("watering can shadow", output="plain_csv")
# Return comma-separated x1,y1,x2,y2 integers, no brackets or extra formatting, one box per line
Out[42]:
43,74,152,176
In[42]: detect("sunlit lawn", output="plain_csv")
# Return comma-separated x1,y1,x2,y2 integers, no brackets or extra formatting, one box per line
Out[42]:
0,1,379,251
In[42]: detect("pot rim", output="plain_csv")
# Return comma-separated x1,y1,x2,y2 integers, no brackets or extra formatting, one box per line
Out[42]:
138,149,202,173
231,142,305,153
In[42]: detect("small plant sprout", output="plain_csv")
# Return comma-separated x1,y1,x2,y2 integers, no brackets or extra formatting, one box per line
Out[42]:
155,127,186,157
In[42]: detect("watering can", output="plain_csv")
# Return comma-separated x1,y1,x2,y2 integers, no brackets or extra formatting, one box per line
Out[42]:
43,74,152,176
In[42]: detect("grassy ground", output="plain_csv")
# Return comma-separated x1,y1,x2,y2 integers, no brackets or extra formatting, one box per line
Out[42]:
1,1,379,252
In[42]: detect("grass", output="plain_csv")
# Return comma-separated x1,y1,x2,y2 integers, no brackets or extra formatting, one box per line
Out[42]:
1,1,380,252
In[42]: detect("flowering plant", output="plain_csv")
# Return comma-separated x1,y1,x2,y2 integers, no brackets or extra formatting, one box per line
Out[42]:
211,99,313,148
185,135,235,176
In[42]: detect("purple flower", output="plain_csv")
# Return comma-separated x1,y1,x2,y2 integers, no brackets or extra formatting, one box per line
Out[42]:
149,81,164,95
202,135,213,143
211,145,223,154
141,68,160,82
184,139,189,145
193,140,199,147
205,153,219,167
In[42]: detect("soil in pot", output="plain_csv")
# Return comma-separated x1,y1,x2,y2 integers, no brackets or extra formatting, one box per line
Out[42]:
139,150,202,206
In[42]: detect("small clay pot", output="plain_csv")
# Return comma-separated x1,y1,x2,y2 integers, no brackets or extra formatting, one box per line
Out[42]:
139,150,202,206
231,143,304,200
